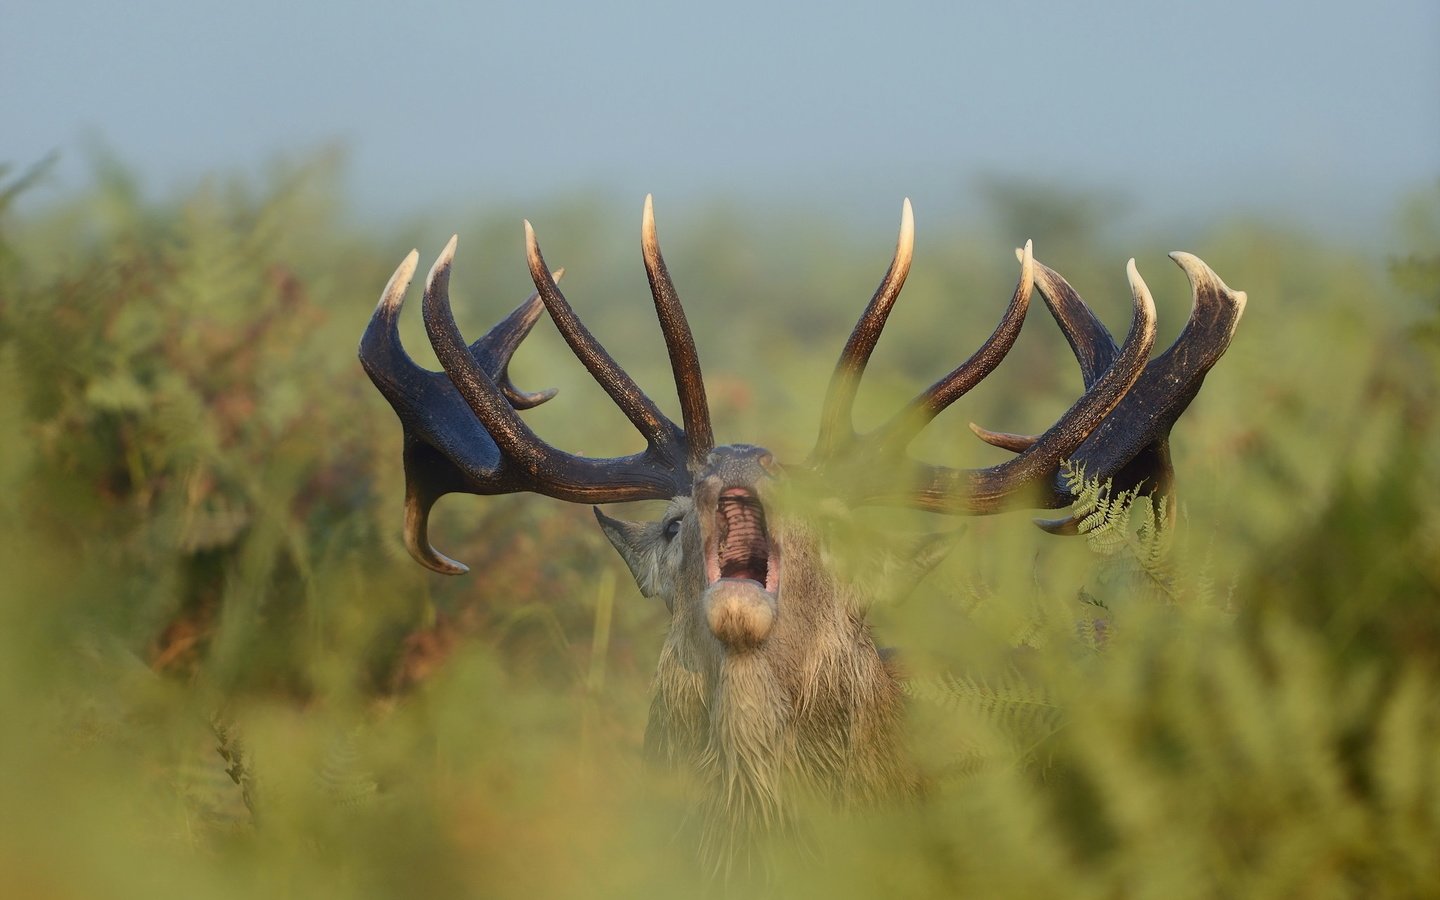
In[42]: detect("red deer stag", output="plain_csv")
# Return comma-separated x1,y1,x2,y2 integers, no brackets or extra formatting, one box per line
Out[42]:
359,197,1245,853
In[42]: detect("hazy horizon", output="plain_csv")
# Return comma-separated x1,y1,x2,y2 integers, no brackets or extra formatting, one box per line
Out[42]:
6,0,1437,241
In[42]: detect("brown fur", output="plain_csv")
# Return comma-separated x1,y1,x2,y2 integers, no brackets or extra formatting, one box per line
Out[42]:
598,448,916,865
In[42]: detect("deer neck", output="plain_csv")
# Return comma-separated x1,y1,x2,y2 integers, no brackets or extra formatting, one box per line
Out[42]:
647,524,909,804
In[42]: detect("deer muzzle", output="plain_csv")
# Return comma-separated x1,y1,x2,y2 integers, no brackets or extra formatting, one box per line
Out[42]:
703,486,780,649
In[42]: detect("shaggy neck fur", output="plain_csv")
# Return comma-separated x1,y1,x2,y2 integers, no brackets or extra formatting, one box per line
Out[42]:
645,522,913,864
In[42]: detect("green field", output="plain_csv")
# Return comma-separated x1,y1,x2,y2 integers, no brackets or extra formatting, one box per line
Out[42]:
1,156,1437,898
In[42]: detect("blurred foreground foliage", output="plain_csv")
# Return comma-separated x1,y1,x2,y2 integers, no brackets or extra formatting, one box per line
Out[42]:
0,157,1437,898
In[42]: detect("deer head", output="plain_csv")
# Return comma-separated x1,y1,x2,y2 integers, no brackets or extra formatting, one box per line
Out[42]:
359,197,1246,855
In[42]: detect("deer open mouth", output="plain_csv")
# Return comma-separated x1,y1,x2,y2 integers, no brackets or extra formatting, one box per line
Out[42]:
706,487,779,596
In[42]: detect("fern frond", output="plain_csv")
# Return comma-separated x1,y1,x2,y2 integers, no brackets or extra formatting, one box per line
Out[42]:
906,669,1065,754
1061,461,1183,607
318,729,380,809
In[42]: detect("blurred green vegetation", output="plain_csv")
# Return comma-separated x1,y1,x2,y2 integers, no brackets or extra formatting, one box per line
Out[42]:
0,154,1437,898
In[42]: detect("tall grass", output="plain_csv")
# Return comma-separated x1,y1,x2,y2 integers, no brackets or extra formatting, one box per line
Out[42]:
1,158,1436,897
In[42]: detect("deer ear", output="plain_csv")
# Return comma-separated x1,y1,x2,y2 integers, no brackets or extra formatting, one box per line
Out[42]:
593,507,665,599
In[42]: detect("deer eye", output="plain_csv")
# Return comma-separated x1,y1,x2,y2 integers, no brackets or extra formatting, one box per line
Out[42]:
663,517,683,541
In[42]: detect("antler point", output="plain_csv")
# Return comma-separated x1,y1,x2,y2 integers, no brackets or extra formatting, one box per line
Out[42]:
896,200,915,264
425,239,458,294
524,221,545,268
1125,258,1158,329
642,196,659,251
379,251,421,312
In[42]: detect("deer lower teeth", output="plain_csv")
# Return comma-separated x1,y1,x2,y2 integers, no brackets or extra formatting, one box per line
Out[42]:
717,493,769,583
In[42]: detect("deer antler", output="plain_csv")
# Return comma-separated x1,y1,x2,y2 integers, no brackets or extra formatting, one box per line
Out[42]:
364,196,1245,572
974,251,1247,531
806,200,1244,520
809,199,1038,471
359,199,712,574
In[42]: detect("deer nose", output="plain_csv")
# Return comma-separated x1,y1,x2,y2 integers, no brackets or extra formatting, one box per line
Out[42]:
700,443,778,487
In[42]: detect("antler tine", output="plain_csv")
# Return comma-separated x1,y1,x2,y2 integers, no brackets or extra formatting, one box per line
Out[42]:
1035,251,1245,528
1030,256,1119,389
970,251,1245,531
968,422,1038,452
871,240,1035,456
400,448,471,574
421,237,688,498
486,268,563,410
424,236,555,473
362,244,537,574
363,238,696,575
525,221,686,454
360,251,424,399
901,257,1159,514
811,198,915,462
1169,251,1248,322
963,256,1120,453
962,255,1117,468
642,194,714,467
362,250,471,574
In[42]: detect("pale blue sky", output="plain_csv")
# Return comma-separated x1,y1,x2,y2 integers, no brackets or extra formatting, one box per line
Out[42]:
5,0,1437,236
